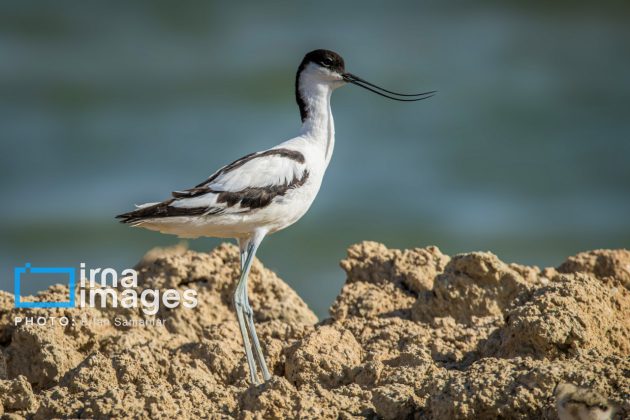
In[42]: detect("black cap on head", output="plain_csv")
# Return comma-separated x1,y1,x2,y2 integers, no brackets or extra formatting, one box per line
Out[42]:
300,49,345,74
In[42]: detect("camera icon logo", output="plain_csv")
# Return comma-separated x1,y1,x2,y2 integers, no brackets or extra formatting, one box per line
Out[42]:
14,263,76,308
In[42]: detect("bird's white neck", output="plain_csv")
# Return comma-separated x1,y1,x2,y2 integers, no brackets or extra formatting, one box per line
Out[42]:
297,73,336,166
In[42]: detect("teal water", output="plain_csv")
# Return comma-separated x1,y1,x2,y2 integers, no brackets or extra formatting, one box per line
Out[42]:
1,1,629,318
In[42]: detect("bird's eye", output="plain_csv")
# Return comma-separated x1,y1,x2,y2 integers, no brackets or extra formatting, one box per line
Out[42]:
322,57,333,67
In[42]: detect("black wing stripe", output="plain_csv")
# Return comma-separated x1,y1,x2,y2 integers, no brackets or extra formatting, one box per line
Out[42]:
116,168,309,224
216,169,309,209
116,199,203,223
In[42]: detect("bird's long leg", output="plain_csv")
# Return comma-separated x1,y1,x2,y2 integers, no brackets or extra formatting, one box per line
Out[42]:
235,238,259,384
237,232,272,382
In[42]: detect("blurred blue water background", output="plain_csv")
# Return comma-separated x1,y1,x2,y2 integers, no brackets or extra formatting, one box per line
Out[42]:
1,1,629,318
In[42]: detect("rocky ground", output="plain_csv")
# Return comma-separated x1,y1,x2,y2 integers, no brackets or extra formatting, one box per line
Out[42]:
0,243,628,419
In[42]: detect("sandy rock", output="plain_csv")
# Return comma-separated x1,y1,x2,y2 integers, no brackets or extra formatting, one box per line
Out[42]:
255,320,313,377
285,324,362,388
0,375,38,415
339,315,496,367
435,357,553,419
330,281,415,320
0,349,6,380
1,243,629,419
427,315,501,364
371,383,419,420
412,251,539,324
353,359,384,387
483,273,630,359
59,351,117,394
340,241,449,292
239,376,299,419
179,324,244,385
558,249,630,289
395,247,451,293
303,384,374,418
338,316,429,362
332,242,448,321
5,324,84,390
435,356,629,419
2,414,26,420
340,242,396,285
2,245,317,419
0,291,14,345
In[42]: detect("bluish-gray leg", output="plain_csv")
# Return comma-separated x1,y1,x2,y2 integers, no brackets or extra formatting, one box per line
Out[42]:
234,241,258,384
238,232,272,382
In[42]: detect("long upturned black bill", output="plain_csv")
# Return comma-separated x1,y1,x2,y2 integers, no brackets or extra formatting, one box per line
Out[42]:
342,72,435,102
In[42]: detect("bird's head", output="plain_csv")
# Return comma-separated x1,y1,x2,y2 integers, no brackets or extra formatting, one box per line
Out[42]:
297,49,347,87
296,48,435,99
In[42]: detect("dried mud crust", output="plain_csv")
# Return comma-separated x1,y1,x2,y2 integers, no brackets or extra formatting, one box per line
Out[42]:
0,242,628,419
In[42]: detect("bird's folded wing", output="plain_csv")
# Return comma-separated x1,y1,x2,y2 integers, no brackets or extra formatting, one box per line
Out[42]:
116,148,308,223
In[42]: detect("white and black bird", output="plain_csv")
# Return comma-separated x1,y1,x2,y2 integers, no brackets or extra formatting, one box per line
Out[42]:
117,49,434,385
555,383,617,420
